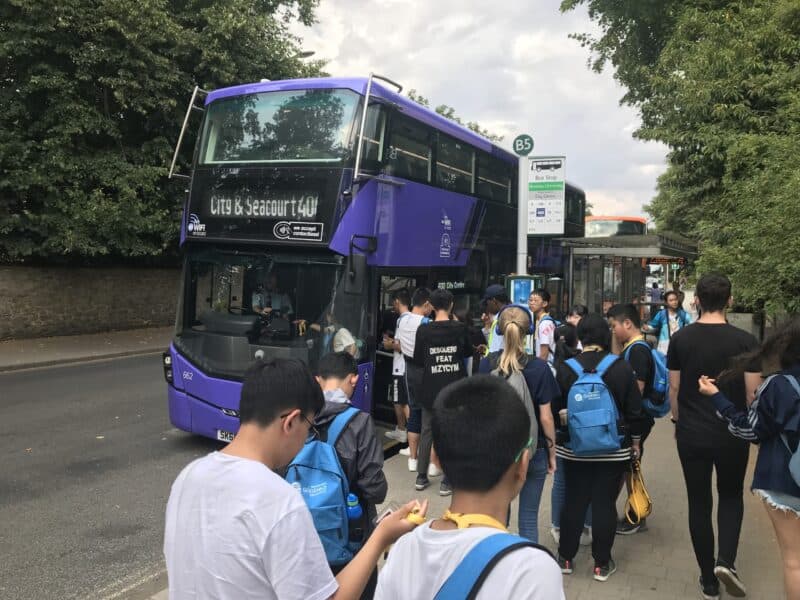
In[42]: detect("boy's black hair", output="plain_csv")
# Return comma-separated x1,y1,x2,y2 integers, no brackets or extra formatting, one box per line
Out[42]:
432,376,530,492
240,358,324,426
607,303,642,329
430,288,454,312
576,313,611,349
568,304,588,318
696,272,732,313
392,288,411,308
557,323,578,349
664,290,679,302
531,288,551,304
411,287,431,308
317,351,358,379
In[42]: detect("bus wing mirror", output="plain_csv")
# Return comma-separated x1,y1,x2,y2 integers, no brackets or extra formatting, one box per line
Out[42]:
345,235,376,295
345,253,367,295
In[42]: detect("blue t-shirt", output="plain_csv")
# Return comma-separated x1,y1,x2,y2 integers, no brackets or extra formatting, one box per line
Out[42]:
478,353,560,449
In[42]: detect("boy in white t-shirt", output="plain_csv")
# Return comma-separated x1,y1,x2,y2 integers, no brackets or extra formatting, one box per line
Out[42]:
164,357,427,600
374,375,565,600
529,289,557,371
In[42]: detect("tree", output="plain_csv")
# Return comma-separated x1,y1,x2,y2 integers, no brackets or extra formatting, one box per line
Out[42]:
562,0,800,314
407,89,503,142
0,0,321,262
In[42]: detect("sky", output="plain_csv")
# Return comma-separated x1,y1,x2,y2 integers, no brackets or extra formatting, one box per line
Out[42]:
290,0,668,217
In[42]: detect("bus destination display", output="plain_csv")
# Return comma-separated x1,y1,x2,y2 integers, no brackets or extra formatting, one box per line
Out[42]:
205,192,319,220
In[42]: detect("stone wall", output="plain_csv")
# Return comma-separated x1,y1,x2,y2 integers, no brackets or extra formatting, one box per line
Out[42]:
0,266,181,340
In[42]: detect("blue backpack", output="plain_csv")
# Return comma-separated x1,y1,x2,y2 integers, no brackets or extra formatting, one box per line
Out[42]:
623,340,670,418
433,533,554,600
285,406,360,566
566,354,624,456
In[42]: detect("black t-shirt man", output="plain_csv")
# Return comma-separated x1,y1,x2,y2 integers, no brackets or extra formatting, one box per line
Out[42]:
413,320,472,409
667,322,759,448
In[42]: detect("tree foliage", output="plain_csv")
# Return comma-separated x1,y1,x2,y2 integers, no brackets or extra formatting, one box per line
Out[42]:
407,89,503,142
0,0,321,262
562,0,800,314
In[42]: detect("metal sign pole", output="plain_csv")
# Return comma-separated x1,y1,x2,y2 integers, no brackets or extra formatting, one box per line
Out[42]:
516,155,528,274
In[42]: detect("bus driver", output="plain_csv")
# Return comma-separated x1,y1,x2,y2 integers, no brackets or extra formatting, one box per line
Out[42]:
252,273,294,317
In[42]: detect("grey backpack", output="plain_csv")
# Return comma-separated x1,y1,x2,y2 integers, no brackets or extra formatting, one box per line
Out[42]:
491,367,538,451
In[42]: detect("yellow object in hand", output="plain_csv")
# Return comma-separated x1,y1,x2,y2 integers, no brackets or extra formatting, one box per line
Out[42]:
405,506,426,526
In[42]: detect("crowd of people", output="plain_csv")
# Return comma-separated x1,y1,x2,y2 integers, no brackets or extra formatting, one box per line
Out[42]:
163,273,800,600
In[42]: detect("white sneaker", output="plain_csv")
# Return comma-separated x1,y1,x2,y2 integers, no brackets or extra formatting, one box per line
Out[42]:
408,458,418,472
384,428,408,443
399,447,411,456
428,463,442,478
550,527,560,544
580,527,592,546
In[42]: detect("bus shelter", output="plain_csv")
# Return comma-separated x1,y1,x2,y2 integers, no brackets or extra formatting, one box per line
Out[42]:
557,232,698,316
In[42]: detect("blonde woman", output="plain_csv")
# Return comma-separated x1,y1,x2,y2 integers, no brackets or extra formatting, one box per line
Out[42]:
478,304,559,543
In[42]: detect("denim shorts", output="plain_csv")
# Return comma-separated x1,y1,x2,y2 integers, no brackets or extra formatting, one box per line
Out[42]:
753,488,800,517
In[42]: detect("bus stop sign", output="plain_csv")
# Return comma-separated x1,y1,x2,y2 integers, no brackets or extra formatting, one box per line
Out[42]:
513,134,534,156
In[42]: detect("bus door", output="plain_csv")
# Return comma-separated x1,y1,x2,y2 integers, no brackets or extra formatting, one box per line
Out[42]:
372,274,425,425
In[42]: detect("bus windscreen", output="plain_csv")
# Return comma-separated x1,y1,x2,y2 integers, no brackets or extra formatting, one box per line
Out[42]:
199,89,360,164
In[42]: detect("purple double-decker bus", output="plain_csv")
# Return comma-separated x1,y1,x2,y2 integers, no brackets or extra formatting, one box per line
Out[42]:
163,75,522,443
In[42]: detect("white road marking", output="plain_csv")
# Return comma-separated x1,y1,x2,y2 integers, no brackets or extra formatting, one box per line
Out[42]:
92,565,166,600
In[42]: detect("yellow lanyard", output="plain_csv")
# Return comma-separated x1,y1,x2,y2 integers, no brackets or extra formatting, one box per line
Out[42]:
441,510,508,532
622,335,645,352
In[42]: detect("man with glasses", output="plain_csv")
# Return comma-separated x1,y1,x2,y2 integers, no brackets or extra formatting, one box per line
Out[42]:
165,357,425,600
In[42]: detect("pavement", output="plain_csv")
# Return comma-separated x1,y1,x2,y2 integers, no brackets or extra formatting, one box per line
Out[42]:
0,328,783,600
0,326,173,371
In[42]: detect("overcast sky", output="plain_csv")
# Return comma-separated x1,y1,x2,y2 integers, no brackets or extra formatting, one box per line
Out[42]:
291,0,667,217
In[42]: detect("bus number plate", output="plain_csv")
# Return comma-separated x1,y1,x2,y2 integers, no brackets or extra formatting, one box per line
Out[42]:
216,429,235,442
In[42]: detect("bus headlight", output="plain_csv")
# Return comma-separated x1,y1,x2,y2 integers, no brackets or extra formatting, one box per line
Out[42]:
163,351,174,383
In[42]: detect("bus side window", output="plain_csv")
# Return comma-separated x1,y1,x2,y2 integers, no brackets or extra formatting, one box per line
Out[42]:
360,104,386,172
477,152,512,204
436,134,474,195
386,116,431,182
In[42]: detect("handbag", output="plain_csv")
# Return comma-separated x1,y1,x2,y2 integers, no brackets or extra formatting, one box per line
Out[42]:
624,459,653,525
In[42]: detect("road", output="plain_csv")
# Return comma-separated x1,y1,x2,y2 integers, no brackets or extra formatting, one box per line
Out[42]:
0,355,218,600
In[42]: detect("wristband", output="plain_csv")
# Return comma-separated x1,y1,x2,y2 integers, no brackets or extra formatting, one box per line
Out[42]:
670,417,678,424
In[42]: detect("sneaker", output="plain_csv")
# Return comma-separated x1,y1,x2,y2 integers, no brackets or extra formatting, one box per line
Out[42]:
579,527,592,546
593,558,617,582
550,527,560,545
439,481,453,496
616,517,647,535
408,458,418,472
556,555,573,575
415,475,430,491
399,447,411,456
714,561,746,597
384,428,408,443
428,463,442,478
699,576,720,600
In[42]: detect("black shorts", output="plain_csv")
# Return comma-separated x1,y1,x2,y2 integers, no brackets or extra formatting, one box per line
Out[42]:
392,375,408,405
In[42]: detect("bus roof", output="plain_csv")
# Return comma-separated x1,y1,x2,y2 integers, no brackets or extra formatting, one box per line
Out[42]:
204,77,517,164
585,215,647,223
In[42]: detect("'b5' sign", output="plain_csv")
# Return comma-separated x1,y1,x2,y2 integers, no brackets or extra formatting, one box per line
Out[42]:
513,134,534,156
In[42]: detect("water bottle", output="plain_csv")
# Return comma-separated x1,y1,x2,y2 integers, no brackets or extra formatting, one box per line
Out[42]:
346,493,364,543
